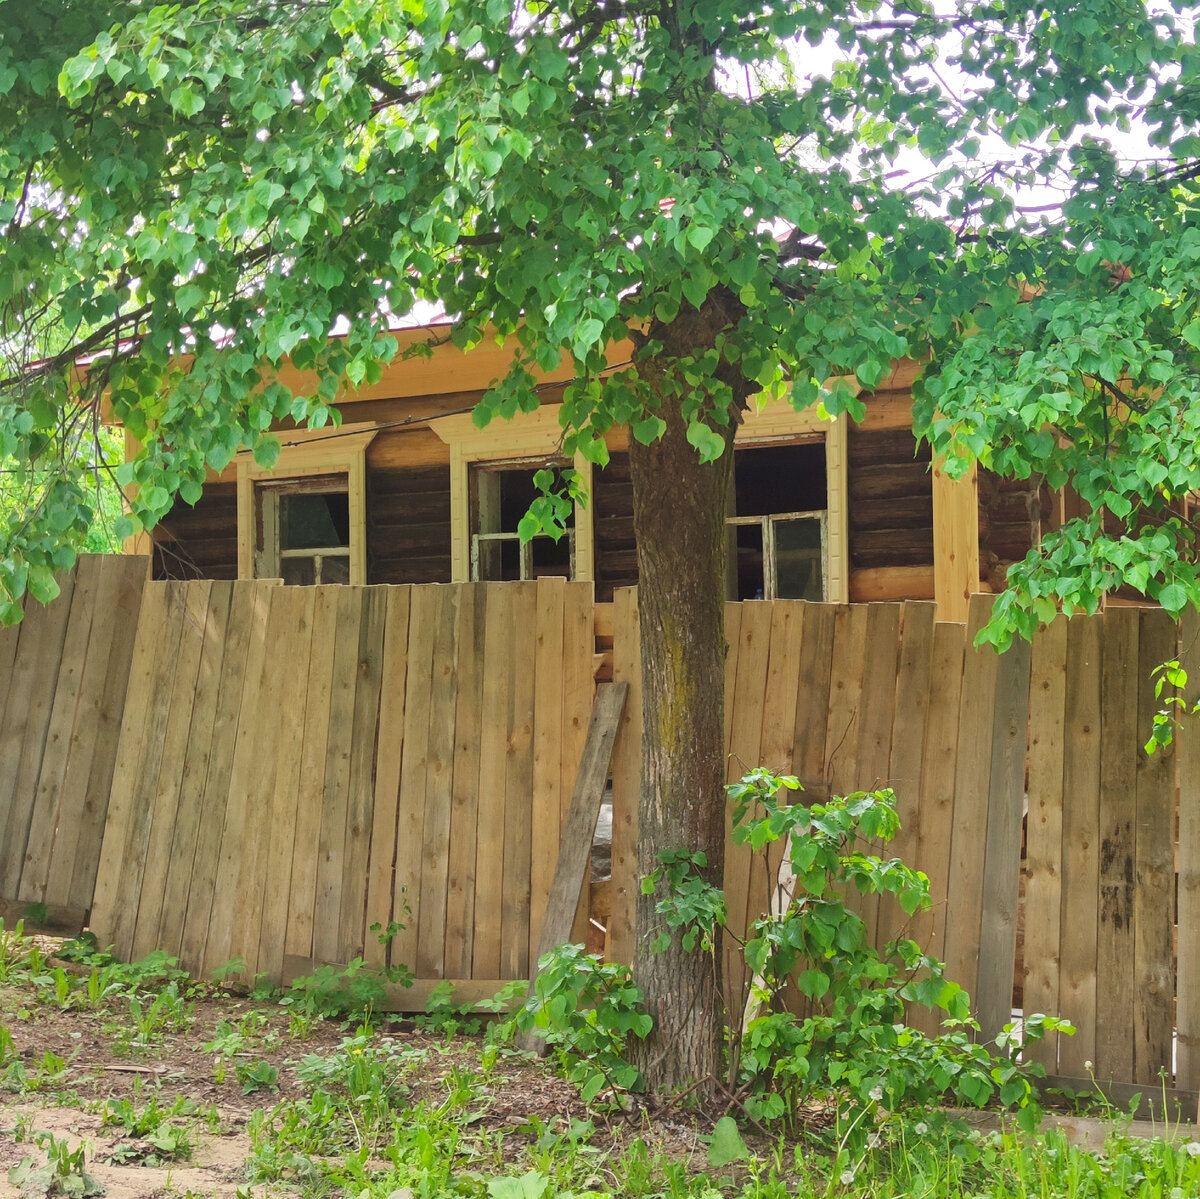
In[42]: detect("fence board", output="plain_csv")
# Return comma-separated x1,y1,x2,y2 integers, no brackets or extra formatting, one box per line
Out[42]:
561,583,596,944
471,585,510,979
19,556,102,902
1178,609,1200,1092
943,595,1001,1007
1095,608,1138,1080
281,586,340,963
256,586,315,983
1058,615,1103,1076
976,628,1031,1042
0,569,76,898
1133,608,1175,1082
365,586,411,970
1023,617,1068,1070
445,585,484,977
879,601,935,947
530,577,566,962
907,620,965,1036
128,579,212,961
791,601,836,793
417,585,460,978
202,581,273,975
501,583,537,979
607,588,641,967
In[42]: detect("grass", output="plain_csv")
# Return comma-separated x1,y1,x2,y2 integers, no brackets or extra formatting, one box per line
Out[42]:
0,919,1197,1198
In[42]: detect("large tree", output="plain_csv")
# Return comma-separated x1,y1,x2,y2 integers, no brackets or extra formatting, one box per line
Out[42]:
2,0,1199,1091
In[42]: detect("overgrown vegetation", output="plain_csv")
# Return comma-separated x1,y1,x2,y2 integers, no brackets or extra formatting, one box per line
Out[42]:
0,912,1196,1197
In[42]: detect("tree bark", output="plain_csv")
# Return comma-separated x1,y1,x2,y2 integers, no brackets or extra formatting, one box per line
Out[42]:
626,393,736,1097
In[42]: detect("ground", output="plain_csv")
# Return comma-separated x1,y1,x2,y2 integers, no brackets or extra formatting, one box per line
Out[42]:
0,936,746,1199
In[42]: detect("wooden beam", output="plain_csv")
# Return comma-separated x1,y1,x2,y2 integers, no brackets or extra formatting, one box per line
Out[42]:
516,682,628,1052
932,460,979,623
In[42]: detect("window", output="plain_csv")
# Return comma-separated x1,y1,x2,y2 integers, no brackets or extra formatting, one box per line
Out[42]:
235,424,376,584
255,475,352,584
470,462,575,581
727,441,828,601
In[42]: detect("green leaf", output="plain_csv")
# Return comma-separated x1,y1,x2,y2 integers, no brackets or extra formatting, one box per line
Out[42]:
686,421,725,464
706,1116,749,1168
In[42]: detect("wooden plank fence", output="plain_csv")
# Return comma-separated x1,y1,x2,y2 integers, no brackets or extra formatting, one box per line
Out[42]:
0,555,148,929
610,593,1187,1098
87,578,597,999
0,559,1196,1100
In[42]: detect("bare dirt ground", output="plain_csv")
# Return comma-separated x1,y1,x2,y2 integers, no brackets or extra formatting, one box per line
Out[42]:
0,940,714,1198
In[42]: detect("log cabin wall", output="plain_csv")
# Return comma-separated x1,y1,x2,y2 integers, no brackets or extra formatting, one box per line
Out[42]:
366,427,452,584
592,450,638,604
846,423,935,602
152,482,239,580
977,468,1046,592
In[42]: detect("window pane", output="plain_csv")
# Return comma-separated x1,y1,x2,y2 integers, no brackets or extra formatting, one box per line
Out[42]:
281,557,316,585
775,518,823,600
319,554,351,585
733,442,826,516
730,523,765,600
281,491,350,550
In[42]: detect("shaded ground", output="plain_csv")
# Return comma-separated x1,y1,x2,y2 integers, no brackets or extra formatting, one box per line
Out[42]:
0,939,721,1198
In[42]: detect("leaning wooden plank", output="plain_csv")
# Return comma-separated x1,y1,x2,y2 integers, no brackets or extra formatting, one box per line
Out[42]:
1093,607,1138,1081
906,620,965,1037
389,585,438,974
560,581,596,945
156,581,234,959
67,557,148,911
176,581,256,974
500,583,538,979
1022,616,1068,1072
282,586,340,962
201,581,274,976
471,584,512,979
877,600,935,948
517,682,628,1051
19,556,102,902
129,580,213,961
0,569,76,898
606,588,641,967
1057,614,1103,1077
1179,609,1200,1093
88,581,178,953
256,586,317,985
941,595,1000,1008
1132,608,1176,1084
416,585,461,979
339,585,388,967
975,630,1032,1043
528,577,566,964
310,586,365,967
363,586,412,970
444,584,485,978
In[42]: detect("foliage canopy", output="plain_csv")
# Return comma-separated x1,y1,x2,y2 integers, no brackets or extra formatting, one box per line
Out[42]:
1,1,1199,632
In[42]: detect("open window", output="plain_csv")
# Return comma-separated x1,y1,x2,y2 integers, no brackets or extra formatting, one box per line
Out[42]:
727,441,827,601
470,461,575,581
235,424,376,585
255,475,351,584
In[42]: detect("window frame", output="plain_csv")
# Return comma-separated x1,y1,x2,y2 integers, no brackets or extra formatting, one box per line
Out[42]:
235,424,377,585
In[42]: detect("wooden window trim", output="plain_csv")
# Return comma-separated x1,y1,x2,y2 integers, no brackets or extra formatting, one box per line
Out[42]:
235,424,377,584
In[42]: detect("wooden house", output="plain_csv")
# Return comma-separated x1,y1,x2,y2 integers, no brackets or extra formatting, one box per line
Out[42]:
131,323,1049,623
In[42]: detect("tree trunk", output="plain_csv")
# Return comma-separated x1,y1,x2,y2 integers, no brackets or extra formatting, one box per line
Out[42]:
627,397,735,1097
